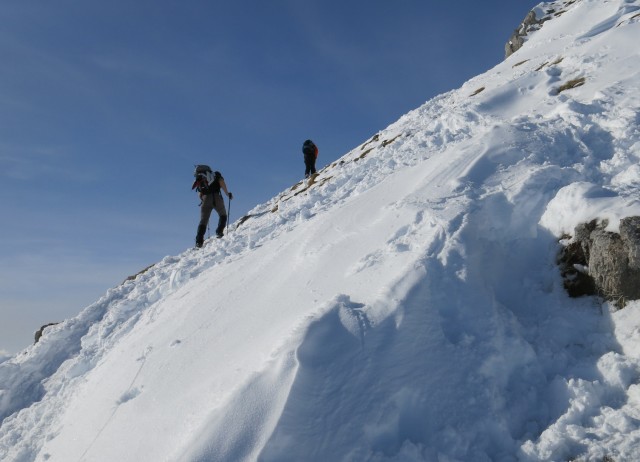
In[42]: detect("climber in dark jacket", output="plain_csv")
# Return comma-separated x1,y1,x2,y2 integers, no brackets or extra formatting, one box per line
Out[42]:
302,139,318,178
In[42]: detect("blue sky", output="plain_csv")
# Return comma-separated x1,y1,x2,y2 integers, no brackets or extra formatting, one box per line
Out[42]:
0,0,530,355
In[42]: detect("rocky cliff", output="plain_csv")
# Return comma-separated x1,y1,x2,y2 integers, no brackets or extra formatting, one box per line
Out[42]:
505,0,582,58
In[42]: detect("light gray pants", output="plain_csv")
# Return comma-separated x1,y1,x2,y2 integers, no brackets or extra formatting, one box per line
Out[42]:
199,192,227,235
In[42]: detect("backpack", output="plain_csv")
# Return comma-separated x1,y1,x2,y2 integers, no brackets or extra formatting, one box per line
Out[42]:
302,140,317,158
192,164,215,194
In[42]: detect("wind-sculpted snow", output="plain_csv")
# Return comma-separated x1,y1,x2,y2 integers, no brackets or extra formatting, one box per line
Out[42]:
2,0,640,460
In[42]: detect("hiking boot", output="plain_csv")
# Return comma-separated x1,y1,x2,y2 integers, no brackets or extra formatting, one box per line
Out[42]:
215,215,227,239
195,224,207,248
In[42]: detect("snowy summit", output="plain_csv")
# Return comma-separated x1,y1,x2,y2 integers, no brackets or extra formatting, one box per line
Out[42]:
3,0,640,460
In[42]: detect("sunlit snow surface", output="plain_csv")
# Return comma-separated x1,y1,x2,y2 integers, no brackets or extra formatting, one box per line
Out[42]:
2,0,640,460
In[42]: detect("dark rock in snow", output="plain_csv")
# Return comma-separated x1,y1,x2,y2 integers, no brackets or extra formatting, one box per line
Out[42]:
34,323,59,344
558,238,596,298
560,217,640,305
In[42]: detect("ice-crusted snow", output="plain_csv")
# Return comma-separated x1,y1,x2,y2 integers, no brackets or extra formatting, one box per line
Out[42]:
2,0,640,460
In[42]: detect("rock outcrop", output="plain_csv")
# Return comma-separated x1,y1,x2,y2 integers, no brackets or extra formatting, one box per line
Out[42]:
505,1,582,58
34,323,59,344
505,11,541,58
559,217,640,305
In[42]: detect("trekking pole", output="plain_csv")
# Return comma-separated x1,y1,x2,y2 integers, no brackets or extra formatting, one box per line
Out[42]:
227,195,231,235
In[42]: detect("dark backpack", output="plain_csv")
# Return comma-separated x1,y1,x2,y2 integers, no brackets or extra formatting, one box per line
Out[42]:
302,140,316,158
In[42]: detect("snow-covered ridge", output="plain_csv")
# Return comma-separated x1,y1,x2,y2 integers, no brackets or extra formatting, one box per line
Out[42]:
2,0,640,460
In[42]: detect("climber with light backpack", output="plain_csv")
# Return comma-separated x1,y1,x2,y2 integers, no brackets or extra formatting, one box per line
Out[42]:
192,165,233,247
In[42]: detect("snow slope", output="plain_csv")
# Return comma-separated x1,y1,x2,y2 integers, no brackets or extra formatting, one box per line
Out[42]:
2,0,640,460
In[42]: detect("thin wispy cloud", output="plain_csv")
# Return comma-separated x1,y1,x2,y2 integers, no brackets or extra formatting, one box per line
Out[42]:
0,145,80,180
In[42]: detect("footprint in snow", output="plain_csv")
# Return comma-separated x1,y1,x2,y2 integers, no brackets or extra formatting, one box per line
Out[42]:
117,387,142,405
